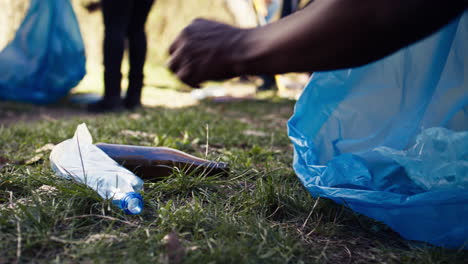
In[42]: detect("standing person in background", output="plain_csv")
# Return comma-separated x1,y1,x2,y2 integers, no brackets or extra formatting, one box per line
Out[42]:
255,0,280,91
225,0,306,91
279,0,301,18
86,0,155,113
255,0,305,91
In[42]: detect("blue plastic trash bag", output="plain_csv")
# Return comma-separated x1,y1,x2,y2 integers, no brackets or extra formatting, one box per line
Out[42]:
376,127,468,191
288,11,468,249
0,0,86,104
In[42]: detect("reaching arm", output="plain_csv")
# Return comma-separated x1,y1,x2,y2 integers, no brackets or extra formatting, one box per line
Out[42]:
168,0,467,87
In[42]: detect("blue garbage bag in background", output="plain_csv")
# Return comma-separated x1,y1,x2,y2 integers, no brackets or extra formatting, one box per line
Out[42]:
288,11,468,249
0,0,86,104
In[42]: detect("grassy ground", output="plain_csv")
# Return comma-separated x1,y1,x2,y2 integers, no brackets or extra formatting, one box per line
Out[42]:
1,98,467,264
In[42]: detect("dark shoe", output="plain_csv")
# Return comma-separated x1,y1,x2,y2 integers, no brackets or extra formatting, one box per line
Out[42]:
125,75,143,111
257,84,276,91
87,99,123,113
257,75,277,92
123,99,142,111
257,82,278,92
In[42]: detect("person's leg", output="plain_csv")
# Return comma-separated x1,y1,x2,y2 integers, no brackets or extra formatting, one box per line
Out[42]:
258,75,277,91
88,0,132,112
280,0,292,18
280,0,302,18
124,0,155,109
257,0,305,93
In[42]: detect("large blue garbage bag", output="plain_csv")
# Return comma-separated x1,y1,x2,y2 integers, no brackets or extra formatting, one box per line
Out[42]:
0,0,86,104
288,11,468,249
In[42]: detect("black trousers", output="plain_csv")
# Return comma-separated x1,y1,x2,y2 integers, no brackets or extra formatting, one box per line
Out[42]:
259,0,300,90
280,0,299,18
101,0,154,104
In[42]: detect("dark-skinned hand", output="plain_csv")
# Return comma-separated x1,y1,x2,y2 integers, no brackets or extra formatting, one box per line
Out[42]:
168,18,249,88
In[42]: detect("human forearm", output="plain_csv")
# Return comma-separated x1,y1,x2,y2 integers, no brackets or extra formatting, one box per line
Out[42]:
168,0,467,86
234,0,467,75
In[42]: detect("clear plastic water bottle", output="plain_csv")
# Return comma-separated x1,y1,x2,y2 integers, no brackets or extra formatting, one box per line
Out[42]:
111,191,144,215
50,124,144,214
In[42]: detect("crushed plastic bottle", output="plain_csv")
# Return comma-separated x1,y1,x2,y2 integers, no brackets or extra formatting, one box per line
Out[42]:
50,123,144,214
376,127,468,191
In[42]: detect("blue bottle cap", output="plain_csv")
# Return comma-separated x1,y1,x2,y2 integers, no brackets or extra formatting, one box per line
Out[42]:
121,192,144,215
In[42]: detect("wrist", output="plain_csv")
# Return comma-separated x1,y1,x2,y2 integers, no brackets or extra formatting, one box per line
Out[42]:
228,23,288,77
229,28,266,77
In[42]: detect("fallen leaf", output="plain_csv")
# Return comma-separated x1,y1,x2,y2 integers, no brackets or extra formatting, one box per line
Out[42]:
237,117,256,125
120,129,156,139
35,143,55,153
128,113,142,120
163,231,185,264
242,130,268,137
24,154,43,165
7,197,34,209
187,246,199,252
85,234,120,244
0,156,11,169
34,185,58,196
40,114,57,122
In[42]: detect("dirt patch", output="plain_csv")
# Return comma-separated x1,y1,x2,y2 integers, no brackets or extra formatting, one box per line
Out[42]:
0,84,240,126
0,82,302,126
0,102,92,126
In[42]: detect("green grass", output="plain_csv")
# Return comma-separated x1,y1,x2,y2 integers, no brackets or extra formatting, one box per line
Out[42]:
0,99,467,264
